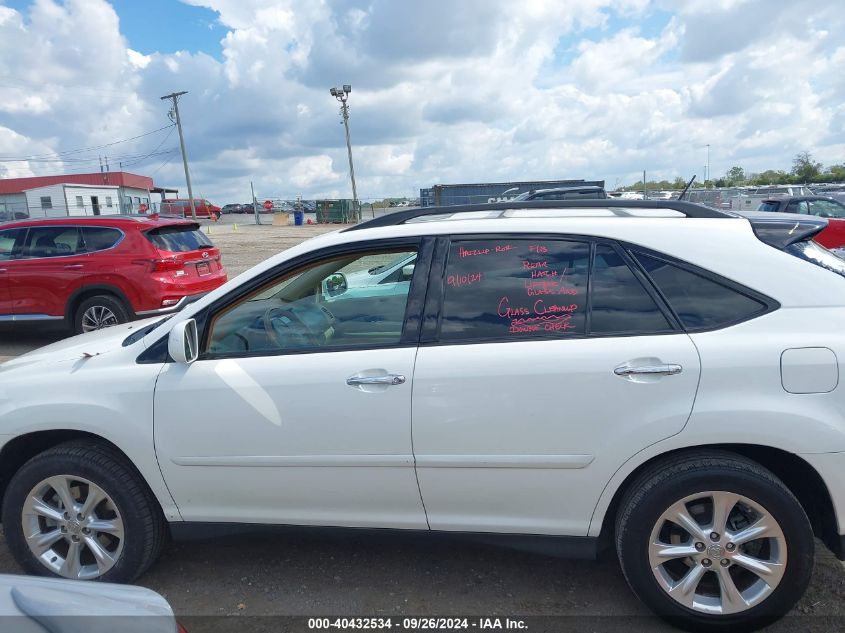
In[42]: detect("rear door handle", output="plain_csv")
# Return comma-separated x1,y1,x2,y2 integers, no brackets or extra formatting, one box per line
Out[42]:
346,374,406,386
63,264,83,270
614,364,682,377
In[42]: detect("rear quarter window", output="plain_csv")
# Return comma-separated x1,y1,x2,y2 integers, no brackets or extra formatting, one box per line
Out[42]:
631,251,770,331
146,226,213,252
82,227,122,252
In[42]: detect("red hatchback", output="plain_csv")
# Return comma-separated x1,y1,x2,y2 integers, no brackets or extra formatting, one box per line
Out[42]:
0,216,227,333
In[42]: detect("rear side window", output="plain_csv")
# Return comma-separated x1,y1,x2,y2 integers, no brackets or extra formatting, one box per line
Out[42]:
145,226,213,252
82,227,122,252
759,201,780,212
632,252,768,330
590,245,672,334
20,226,82,258
439,239,590,341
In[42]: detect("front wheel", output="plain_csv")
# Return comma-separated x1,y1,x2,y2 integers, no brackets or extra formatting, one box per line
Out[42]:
2,442,165,583
615,452,814,631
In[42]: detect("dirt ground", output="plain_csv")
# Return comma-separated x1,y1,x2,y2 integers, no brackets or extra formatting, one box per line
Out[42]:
0,217,844,631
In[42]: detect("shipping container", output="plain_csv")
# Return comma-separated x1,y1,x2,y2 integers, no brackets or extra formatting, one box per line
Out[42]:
419,180,605,207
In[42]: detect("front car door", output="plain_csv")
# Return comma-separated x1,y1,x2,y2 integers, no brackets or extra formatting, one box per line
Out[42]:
0,228,26,318
411,236,701,535
153,239,433,528
8,226,88,319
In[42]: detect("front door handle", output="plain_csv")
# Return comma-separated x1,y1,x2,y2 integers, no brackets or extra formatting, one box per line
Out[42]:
346,374,406,386
63,264,83,270
614,364,682,377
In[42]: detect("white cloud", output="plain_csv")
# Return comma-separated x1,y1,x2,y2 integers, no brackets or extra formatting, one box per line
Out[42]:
0,0,843,204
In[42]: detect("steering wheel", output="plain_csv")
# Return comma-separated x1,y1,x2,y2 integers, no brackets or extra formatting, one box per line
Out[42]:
262,307,320,349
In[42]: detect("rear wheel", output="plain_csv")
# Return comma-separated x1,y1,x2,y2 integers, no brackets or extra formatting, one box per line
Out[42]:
615,452,814,631
74,295,129,334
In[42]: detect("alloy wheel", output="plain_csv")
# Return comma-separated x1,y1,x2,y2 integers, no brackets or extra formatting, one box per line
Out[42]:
648,490,786,615
21,475,125,580
81,305,119,332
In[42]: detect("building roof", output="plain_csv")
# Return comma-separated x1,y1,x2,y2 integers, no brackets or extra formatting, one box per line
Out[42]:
0,172,156,195
23,183,120,192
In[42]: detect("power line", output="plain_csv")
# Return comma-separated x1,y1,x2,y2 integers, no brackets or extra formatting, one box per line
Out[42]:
119,127,176,168
0,125,176,161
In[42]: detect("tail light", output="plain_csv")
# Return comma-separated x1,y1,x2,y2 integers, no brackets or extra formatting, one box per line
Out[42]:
152,258,184,272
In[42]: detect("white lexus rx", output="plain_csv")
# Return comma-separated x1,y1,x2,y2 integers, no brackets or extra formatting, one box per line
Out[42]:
1,200,844,631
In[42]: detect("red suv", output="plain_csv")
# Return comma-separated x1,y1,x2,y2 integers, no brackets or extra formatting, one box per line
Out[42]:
0,216,228,333
160,199,221,220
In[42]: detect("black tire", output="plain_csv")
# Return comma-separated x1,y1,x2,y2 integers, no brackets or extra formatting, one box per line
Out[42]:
2,441,165,583
73,294,130,335
615,451,813,632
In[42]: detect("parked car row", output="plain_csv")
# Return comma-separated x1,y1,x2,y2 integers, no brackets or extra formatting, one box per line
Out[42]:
0,216,227,333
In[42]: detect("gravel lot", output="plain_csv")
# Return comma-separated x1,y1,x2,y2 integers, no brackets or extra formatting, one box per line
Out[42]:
0,215,843,631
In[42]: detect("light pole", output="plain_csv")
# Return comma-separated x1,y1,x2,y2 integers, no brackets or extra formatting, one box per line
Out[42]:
330,84,360,222
705,144,711,187
161,91,196,220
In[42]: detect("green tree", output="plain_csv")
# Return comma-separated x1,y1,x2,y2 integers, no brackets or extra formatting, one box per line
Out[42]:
750,169,791,185
725,166,746,185
791,151,823,183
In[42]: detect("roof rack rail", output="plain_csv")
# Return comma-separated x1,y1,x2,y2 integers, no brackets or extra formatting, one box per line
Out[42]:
345,199,732,232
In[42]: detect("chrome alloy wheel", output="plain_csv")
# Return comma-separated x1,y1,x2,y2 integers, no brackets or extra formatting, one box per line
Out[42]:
648,491,786,615
81,305,119,332
22,475,125,580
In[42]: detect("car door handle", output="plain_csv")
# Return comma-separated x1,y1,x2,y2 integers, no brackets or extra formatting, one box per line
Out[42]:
63,264,83,269
614,364,682,377
346,374,406,386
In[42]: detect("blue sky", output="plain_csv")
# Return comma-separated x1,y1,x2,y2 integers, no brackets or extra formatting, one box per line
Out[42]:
3,0,226,59
0,0,843,202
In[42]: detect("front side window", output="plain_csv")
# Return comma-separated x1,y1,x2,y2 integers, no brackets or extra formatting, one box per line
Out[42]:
0,228,25,260
631,251,768,331
207,248,418,356
40,196,52,210
439,239,589,341
20,226,82,258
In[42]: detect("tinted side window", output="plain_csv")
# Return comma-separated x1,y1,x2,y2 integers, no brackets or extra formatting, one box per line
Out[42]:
632,252,768,330
21,227,83,258
590,245,673,334
82,227,122,252
761,201,782,212
439,239,589,341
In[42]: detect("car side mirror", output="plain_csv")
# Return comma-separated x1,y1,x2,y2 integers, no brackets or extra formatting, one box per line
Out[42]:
322,272,348,297
168,318,199,364
401,264,415,280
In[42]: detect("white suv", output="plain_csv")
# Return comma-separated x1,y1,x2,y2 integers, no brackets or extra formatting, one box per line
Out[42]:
1,200,844,630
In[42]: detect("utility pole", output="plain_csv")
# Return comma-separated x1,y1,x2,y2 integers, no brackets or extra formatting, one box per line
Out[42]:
160,91,196,220
330,85,360,222
705,144,711,186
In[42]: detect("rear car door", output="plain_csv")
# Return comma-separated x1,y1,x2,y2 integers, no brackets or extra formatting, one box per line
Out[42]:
411,236,701,535
9,226,88,318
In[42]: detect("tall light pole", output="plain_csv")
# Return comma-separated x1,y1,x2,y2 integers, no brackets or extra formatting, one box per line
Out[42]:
330,84,360,222
705,143,711,187
161,91,196,220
